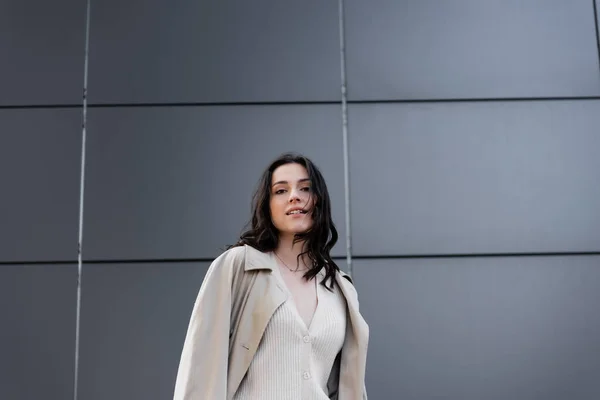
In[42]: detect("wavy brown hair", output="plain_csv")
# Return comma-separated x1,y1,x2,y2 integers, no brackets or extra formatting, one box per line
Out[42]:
229,152,340,289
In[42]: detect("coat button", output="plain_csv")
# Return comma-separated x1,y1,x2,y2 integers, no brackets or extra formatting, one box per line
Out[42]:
303,335,310,343
303,371,311,380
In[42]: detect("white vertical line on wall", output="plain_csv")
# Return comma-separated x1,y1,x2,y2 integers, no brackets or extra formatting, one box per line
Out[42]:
74,0,91,398
337,0,353,277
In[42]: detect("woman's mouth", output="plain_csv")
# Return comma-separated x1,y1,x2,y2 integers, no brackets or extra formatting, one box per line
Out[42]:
287,210,307,215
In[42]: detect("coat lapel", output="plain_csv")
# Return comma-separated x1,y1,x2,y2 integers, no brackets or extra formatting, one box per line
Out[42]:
228,247,288,395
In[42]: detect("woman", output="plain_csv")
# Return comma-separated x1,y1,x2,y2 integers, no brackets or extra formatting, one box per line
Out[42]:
173,153,369,399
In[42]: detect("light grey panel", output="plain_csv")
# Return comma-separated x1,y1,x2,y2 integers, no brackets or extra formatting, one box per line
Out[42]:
344,0,600,100
353,256,600,400
0,109,82,262
84,105,345,260
78,262,209,400
88,0,341,104
0,0,85,105
0,265,76,400
349,100,600,256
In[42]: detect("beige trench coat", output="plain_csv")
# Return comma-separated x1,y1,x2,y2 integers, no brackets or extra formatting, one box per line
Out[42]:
173,244,369,400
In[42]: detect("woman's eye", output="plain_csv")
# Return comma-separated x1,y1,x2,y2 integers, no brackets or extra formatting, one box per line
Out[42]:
301,187,311,192
275,189,286,195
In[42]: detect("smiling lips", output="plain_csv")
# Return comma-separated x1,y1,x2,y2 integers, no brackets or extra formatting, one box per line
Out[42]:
286,208,308,215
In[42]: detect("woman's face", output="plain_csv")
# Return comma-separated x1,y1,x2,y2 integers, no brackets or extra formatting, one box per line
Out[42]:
269,163,314,238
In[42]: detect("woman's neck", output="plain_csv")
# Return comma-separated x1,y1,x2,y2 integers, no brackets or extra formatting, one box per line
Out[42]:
275,234,309,268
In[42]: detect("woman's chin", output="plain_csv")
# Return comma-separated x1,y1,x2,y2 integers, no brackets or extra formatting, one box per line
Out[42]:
281,225,312,237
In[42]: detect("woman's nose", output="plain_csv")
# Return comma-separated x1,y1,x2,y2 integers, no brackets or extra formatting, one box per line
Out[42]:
288,189,301,202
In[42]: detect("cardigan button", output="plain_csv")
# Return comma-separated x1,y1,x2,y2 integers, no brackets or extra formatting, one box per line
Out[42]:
303,371,311,380
303,335,310,343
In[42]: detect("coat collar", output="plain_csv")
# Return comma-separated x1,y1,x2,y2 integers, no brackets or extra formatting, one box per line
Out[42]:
244,244,274,271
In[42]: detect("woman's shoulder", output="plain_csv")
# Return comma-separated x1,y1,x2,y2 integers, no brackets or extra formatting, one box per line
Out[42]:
212,245,247,269
336,268,353,282
332,266,354,287
211,244,270,271
334,268,360,298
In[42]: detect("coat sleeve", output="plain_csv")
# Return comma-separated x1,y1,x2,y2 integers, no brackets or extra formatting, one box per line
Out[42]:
341,273,369,400
173,247,244,400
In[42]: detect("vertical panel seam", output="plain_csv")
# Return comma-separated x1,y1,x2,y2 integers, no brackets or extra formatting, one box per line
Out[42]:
594,0,600,79
338,0,353,277
74,0,92,399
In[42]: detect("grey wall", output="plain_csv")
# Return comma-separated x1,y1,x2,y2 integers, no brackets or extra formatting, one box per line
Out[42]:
1,1,599,399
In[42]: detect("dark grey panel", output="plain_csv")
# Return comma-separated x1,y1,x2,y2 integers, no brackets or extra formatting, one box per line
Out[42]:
0,265,76,400
78,262,209,400
344,0,600,100
349,100,600,256
83,105,345,260
353,256,600,400
0,109,82,262
0,0,85,105
88,0,341,104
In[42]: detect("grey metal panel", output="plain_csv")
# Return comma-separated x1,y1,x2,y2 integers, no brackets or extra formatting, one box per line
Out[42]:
0,109,82,262
0,265,76,400
83,104,345,260
0,0,85,105
349,100,600,256
78,262,209,400
344,0,600,100
87,0,341,104
353,256,600,400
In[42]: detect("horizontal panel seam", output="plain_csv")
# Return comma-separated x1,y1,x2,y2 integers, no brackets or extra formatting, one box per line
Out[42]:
2,251,599,265
2,96,600,110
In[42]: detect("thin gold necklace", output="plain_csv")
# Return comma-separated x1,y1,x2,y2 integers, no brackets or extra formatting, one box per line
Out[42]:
274,251,306,273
